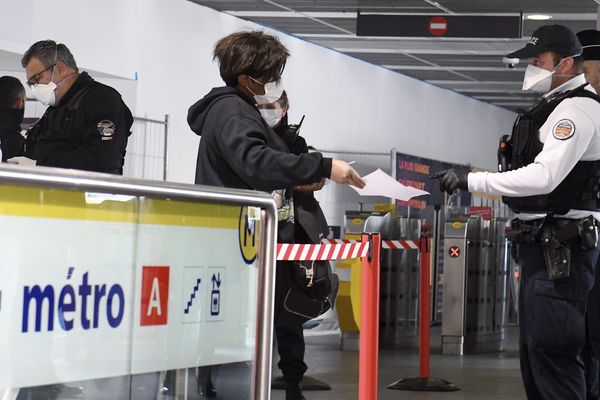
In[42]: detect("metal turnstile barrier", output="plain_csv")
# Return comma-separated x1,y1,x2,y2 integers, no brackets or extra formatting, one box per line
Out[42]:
441,214,509,355
367,213,421,349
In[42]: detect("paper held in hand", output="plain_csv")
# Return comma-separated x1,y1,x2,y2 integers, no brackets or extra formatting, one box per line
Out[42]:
350,168,429,201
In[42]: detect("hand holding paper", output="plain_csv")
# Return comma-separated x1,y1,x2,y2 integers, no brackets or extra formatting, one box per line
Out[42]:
350,168,429,201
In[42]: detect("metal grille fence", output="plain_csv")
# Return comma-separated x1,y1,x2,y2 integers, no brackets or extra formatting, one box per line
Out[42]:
123,115,169,181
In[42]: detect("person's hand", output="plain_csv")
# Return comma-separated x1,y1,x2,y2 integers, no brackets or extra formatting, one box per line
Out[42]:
330,159,365,188
429,169,469,195
294,178,326,192
7,156,37,167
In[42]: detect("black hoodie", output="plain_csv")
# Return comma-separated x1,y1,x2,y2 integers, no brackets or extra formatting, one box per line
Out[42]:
188,86,332,192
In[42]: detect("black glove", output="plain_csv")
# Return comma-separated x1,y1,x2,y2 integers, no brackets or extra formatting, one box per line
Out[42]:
429,169,469,195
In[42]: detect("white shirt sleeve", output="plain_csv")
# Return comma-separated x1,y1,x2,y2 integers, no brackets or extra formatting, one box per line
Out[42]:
468,100,597,196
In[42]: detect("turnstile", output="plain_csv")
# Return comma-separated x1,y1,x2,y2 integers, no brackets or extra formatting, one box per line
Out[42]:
441,215,509,355
363,213,421,349
378,216,421,348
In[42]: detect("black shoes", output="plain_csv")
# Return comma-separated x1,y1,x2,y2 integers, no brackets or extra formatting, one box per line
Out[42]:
285,382,306,400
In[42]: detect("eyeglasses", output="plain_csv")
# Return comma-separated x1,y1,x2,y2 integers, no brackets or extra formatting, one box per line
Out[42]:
26,64,55,87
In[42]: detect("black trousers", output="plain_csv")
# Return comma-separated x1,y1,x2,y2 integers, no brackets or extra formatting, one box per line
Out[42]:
517,241,599,400
583,258,600,400
275,324,307,383
274,261,308,383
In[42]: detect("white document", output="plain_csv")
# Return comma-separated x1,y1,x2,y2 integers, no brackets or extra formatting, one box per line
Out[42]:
350,168,430,200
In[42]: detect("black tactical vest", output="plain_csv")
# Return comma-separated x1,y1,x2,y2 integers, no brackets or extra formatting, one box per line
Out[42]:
502,84,600,214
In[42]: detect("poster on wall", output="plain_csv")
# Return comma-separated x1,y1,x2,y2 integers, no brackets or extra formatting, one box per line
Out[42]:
394,152,472,209
394,152,472,228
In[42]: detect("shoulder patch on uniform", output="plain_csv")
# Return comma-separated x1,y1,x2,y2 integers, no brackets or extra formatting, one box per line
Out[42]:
552,119,575,140
97,120,116,141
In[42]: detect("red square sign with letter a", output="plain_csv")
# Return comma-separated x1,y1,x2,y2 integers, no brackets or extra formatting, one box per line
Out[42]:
140,266,170,326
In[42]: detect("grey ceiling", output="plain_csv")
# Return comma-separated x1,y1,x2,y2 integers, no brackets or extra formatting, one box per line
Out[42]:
189,0,600,111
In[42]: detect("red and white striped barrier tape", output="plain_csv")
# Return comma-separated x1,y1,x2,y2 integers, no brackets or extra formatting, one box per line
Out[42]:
276,239,421,261
276,242,369,261
321,238,420,250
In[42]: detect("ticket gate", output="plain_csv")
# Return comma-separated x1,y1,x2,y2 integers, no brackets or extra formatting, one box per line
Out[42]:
337,212,421,350
367,213,421,348
441,214,509,355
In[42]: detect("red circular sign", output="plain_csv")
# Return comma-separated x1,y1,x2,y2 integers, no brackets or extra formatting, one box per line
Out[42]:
429,16,448,37
449,246,460,258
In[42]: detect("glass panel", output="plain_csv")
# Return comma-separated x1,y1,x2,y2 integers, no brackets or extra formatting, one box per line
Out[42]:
0,183,261,400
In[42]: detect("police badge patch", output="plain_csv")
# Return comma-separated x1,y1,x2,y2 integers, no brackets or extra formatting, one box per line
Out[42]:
552,119,575,140
97,120,116,141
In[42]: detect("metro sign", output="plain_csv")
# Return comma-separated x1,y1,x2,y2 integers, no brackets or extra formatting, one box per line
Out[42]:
140,266,170,326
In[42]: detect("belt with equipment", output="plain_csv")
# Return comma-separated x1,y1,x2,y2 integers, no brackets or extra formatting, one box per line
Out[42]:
509,215,598,280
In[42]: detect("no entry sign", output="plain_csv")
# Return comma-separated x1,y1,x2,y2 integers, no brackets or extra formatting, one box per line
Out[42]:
356,13,522,38
429,16,448,36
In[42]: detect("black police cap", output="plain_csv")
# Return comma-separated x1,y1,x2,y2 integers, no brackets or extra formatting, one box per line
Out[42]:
577,29,600,61
506,24,582,59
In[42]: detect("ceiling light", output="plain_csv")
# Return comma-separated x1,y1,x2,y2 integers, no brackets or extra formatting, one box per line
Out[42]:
526,14,553,21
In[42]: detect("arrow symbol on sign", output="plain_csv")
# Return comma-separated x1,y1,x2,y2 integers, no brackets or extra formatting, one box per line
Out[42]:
212,273,221,290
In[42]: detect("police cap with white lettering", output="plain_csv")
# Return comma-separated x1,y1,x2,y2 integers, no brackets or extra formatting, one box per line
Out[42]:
577,29,600,61
506,24,582,59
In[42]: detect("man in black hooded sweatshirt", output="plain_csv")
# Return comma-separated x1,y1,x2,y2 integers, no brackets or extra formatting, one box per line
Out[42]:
188,30,364,400
0,76,26,161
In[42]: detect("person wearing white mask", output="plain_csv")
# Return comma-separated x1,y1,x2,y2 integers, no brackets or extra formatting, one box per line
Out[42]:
188,31,364,400
10,40,133,174
432,25,600,400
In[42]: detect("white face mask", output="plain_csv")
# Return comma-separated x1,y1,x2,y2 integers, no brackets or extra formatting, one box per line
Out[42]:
31,80,58,106
522,57,575,94
248,77,284,105
259,108,284,128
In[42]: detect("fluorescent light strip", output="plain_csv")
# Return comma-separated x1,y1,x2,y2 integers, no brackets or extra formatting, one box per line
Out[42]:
384,65,525,72
299,33,527,42
428,80,522,85
334,48,511,56
526,14,552,20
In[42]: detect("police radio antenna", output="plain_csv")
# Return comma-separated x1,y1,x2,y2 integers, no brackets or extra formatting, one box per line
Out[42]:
294,115,305,137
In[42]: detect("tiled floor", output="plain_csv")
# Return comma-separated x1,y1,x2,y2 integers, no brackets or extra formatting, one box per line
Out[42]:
271,326,525,400
12,326,525,399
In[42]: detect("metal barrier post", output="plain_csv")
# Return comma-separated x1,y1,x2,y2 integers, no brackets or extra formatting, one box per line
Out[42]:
254,208,278,400
358,233,381,400
419,237,431,378
163,114,169,181
388,237,459,392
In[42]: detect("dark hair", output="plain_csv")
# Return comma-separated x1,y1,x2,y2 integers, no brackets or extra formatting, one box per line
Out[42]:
213,31,289,86
276,90,289,110
21,40,78,71
0,76,25,108
552,52,584,73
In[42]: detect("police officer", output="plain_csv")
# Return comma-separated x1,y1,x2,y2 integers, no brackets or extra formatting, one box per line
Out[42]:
9,40,133,174
0,76,26,161
432,25,600,400
577,29,600,400
578,30,600,94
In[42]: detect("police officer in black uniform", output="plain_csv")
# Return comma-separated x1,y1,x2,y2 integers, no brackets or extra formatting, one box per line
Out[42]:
9,40,133,174
0,76,26,161
432,25,600,400
577,28,600,400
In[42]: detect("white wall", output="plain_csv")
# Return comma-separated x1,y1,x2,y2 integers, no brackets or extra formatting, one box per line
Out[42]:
0,0,516,225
